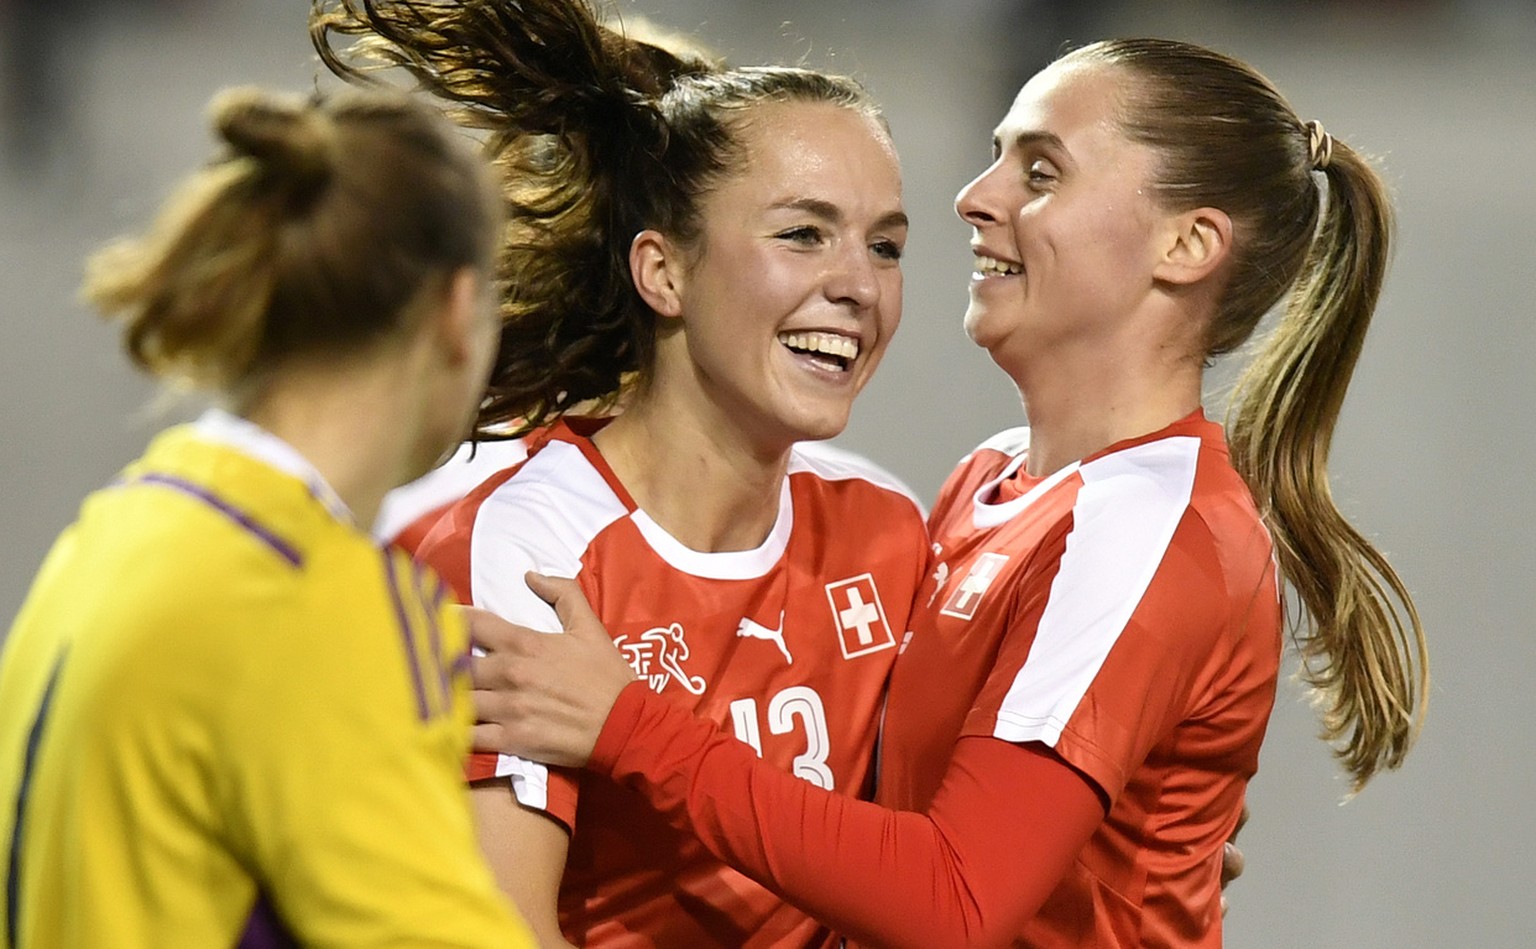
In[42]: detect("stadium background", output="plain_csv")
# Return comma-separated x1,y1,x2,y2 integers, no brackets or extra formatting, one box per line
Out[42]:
2,1,1532,945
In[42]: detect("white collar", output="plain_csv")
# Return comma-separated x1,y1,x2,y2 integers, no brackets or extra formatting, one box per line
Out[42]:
192,407,355,526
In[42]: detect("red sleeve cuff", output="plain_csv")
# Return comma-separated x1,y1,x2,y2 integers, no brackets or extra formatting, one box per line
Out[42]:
465,750,500,783
588,679,653,777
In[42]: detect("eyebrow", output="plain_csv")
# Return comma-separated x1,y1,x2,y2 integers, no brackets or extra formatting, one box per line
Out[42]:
992,130,1067,155
769,197,909,231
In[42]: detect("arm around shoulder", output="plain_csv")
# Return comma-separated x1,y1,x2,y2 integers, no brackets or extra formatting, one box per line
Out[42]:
588,685,1105,949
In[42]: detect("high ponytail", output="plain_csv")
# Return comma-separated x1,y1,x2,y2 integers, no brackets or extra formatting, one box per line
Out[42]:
311,0,884,435
83,85,499,393
83,90,317,387
1063,38,1428,793
312,0,707,430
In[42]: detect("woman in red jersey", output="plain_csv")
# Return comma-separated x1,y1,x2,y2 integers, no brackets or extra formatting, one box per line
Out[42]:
467,38,1430,949
313,2,928,947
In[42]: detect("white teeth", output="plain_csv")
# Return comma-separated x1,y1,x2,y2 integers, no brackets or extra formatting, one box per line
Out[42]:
778,331,860,365
974,254,1023,275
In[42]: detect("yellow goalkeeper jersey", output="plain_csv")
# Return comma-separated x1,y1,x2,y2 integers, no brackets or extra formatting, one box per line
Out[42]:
0,410,533,948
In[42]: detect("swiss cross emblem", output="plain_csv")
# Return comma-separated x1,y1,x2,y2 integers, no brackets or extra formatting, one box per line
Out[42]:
613,623,707,695
825,574,896,660
940,552,1010,620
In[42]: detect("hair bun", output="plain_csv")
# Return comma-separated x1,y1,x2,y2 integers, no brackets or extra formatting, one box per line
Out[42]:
211,86,335,200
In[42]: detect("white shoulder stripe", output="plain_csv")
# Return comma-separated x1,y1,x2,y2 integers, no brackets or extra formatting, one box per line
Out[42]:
966,426,1031,462
374,439,529,542
467,438,628,813
991,435,1201,747
789,440,925,516
468,439,627,627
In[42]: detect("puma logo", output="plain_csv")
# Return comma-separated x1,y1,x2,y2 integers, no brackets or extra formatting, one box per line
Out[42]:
735,612,792,664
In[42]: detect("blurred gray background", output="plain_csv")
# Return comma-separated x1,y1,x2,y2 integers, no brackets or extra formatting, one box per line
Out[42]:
2,1,1532,945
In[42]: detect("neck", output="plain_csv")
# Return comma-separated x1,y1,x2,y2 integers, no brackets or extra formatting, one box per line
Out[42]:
1004,336,1203,477
593,394,791,553
239,354,425,531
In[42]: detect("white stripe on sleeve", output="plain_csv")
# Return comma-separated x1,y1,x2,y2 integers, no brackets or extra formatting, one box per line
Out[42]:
468,439,629,810
992,436,1201,746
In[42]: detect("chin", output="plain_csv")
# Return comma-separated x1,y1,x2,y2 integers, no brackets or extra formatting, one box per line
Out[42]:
795,424,844,444
963,307,996,349
781,406,851,446
965,297,1029,355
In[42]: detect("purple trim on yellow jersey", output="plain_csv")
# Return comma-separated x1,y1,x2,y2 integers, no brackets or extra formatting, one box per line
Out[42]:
383,553,431,721
236,892,299,948
122,474,303,568
415,563,452,704
7,651,66,949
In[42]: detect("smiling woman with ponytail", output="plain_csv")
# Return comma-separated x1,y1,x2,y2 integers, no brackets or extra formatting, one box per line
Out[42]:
312,3,927,948
312,0,883,436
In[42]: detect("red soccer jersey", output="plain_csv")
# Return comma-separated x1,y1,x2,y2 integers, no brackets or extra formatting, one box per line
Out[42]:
877,409,1281,947
375,438,530,549
415,421,929,948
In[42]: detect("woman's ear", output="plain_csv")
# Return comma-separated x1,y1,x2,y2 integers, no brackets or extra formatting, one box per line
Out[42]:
1154,207,1233,286
630,229,687,319
434,267,486,366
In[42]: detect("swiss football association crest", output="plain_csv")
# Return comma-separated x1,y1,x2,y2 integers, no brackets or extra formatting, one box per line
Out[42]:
613,623,707,695
940,552,1010,620
825,574,896,660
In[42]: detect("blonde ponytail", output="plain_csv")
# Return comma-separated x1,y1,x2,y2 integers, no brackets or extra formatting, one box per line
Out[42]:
1228,142,1428,792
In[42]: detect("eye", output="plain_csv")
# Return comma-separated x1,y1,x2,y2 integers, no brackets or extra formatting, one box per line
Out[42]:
871,238,904,262
776,225,825,246
1026,159,1057,188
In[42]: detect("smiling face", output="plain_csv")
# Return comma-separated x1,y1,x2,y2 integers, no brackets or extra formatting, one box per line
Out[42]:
648,100,906,450
955,61,1170,374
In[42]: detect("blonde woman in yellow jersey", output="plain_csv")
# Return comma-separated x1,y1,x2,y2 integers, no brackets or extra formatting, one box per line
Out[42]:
0,86,535,948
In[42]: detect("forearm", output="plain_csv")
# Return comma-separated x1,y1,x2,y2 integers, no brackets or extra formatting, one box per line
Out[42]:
590,683,1103,949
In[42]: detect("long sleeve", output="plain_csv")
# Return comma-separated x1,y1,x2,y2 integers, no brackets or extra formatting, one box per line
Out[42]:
588,682,1105,949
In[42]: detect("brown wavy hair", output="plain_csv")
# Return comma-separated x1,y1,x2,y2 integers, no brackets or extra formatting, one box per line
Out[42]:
310,0,884,436
82,85,500,394
1062,38,1427,792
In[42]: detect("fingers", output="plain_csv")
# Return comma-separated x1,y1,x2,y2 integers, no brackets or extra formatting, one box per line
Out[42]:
468,649,507,690
470,715,550,763
469,688,532,758
459,604,524,654
1220,802,1249,905
470,721,505,755
1220,839,1246,918
525,572,609,641
1221,840,1246,885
